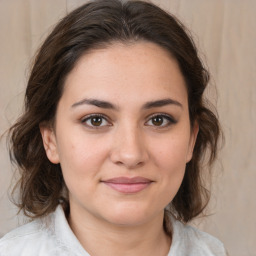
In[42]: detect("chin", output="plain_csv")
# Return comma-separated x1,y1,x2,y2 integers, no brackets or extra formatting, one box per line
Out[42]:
103,205,158,227
107,215,150,227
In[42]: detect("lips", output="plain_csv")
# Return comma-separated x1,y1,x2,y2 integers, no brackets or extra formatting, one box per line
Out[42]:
102,176,153,193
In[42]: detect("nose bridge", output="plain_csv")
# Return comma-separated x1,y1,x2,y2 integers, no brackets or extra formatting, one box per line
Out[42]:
110,121,148,168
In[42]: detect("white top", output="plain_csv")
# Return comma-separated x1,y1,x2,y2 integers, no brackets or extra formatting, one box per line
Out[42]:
0,205,227,256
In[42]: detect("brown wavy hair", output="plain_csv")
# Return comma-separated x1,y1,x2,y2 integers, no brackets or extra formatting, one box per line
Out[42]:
8,0,221,229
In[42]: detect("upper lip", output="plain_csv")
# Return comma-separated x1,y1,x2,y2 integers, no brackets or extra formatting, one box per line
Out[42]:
102,176,152,184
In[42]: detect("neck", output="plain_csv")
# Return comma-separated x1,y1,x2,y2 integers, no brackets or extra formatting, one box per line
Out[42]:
68,205,171,256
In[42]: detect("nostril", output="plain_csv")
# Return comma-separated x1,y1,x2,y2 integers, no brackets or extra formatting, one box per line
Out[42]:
112,157,145,169
109,130,149,168
115,160,123,165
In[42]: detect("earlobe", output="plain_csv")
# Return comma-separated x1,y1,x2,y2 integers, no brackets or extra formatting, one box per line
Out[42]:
40,124,60,164
186,121,199,163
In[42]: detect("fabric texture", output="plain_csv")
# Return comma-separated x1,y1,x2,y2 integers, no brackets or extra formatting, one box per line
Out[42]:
0,205,227,256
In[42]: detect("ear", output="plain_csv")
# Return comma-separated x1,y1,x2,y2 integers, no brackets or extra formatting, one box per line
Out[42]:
186,121,199,163
40,124,60,164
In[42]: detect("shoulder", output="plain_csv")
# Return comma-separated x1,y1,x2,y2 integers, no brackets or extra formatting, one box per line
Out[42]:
170,218,227,256
0,213,66,256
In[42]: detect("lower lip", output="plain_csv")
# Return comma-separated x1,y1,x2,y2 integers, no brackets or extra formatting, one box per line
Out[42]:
103,182,152,193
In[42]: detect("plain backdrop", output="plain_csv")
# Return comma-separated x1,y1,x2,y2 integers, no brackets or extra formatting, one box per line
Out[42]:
0,1,255,256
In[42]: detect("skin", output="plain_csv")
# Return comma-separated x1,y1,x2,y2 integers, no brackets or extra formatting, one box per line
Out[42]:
41,41,198,256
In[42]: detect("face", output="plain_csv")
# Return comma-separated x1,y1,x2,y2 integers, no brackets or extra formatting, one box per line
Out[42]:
41,42,198,227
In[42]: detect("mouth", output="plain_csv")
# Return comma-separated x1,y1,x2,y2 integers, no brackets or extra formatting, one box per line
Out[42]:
101,176,153,194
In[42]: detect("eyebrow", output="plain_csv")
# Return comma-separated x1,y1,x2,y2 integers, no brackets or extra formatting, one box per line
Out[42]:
71,98,118,110
71,98,183,110
142,98,183,109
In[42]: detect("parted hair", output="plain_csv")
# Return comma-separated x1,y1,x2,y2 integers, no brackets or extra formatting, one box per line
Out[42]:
8,0,220,230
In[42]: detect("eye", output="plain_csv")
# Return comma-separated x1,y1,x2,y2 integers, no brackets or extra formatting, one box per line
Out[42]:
81,114,111,128
145,114,176,127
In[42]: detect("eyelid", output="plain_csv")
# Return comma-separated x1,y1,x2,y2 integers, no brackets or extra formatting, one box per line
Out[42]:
81,114,112,128
145,113,177,127
80,112,177,129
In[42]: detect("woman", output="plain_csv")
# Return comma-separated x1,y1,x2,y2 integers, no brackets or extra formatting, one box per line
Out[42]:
0,0,227,255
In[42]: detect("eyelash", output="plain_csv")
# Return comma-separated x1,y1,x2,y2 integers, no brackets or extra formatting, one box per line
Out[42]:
145,113,177,128
81,114,111,129
81,113,177,129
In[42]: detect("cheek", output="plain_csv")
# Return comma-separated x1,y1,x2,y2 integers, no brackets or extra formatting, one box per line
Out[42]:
147,139,188,209
57,129,107,166
56,133,109,188
152,134,190,169
150,132,190,192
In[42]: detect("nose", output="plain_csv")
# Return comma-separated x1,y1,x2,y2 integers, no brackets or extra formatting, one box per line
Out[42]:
110,124,149,169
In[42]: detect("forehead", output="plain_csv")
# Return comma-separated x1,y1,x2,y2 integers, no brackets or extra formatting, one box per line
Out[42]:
62,41,188,107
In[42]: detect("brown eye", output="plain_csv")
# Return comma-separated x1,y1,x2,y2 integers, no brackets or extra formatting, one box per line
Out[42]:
82,115,110,128
152,116,164,126
145,114,177,128
91,116,103,126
